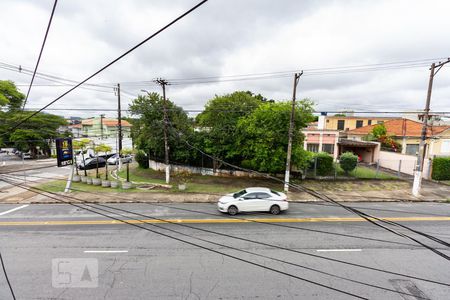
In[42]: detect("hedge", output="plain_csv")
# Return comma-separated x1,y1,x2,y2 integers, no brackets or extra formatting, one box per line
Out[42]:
314,152,334,176
432,157,450,181
339,152,358,174
135,150,149,169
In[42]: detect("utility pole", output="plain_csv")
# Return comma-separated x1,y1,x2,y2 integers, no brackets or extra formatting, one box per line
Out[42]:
284,71,303,192
100,114,105,140
154,78,170,184
412,58,450,196
116,83,123,155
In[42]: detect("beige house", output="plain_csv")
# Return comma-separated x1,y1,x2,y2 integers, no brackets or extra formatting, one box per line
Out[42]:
346,118,450,157
323,116,395,131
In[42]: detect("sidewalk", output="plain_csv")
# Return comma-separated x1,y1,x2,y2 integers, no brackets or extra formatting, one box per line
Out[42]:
1,182,448,204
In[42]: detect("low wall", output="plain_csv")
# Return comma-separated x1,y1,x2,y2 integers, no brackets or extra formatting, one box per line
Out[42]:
148,159,263,178
378,151,432,179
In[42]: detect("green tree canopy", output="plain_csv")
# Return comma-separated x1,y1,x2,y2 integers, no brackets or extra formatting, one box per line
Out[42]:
0,80,25,110
128,92,194,163
237,99,315,173
195,91,262,164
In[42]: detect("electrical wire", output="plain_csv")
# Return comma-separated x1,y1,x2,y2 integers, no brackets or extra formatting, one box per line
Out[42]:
0,175,370,299
21,0,58,111
164,121,450,261
0,174,442,299
0,251,16,300
2,0,209,135
2,171,449,288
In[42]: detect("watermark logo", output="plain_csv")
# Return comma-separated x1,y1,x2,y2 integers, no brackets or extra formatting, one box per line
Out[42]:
52,258,98,288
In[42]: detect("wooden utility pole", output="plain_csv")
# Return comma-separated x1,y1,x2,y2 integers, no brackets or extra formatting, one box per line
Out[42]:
284,71,303,192
155,78,170,184
412,58,450,196
100,114,105,139
117,83,123,155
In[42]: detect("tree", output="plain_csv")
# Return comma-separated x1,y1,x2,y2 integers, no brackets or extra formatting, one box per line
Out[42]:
236,99,315,173
372,123,387,139
0,80,25,111
6,112,67,157
0,81,67,154
195,91,262,166
339,152,358,175
128,92,194,164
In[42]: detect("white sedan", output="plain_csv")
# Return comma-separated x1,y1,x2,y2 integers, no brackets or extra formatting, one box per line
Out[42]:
217,187,288,215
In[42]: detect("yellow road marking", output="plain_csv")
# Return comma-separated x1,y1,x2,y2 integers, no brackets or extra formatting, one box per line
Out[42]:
0,216,449,226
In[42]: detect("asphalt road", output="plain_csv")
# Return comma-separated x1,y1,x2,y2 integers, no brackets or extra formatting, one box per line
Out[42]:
0,202,449,299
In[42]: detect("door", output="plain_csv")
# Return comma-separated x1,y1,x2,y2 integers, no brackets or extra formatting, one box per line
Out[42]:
239,193,260,211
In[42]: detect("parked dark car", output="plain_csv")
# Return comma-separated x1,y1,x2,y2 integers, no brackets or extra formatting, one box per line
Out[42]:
78,157,106,170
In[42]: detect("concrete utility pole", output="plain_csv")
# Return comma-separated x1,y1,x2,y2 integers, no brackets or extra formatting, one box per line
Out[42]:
100,114,105,139
284,71,303,192
116,83,123,155
154,78,170,184
412,58,450,197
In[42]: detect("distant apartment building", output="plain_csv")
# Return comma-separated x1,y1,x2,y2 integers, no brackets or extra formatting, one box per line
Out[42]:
81,117,132,138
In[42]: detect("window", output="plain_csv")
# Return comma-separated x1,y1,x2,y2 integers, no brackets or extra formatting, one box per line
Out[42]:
243,193,258,199
405,144,419,156
356,120,363,128
233,190,247,198
441,140,450,153
307,143,319,152
256,193,271,199
368,120,372,125
377,121,384,124
322,144,334,154
337,120,345,130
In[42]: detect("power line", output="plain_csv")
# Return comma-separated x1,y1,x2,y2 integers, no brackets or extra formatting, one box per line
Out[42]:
21,0,58,111
0,251,16,300
2,172,448,294
3,0,209,134
0,175,369,299
164,121,450,261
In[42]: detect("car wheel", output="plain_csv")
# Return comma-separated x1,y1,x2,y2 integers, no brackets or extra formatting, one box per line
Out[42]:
228,205,238,215
270,205,281,215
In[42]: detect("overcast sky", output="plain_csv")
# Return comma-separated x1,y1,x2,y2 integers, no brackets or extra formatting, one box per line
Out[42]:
1,0,449,119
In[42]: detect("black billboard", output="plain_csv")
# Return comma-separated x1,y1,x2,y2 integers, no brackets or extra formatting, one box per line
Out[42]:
56,138,73,167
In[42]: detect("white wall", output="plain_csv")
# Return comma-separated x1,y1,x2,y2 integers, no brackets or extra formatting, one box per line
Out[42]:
378,151,432,179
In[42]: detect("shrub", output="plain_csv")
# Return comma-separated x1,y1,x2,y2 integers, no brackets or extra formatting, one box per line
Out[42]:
175,169,192,184
313,152,334,176
135,150,149,169
339,152,358,175
432,157,450,181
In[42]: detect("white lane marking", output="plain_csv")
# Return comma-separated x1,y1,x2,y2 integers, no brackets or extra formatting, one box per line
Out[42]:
0,204,29,216
316,249,362,252
83,250,128,253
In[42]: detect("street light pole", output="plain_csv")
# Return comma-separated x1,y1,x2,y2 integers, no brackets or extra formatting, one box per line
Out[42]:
412,58,450,196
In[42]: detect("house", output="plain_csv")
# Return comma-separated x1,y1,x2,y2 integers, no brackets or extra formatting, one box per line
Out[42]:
303,114,380,163
323,115,395,131
346,118,450,157
81,117,132,138
68,124,82,138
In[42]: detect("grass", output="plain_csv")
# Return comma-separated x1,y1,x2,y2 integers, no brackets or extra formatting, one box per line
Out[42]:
36,163,405,195
335,165,397,180
36,180,146,193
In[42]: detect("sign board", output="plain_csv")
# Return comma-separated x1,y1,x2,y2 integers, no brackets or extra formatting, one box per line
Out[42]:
56,138,73,167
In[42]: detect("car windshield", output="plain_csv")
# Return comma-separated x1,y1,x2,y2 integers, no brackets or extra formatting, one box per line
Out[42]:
233,189,247,198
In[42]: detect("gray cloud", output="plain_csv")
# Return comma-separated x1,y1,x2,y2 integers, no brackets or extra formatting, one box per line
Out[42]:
1,0,449,119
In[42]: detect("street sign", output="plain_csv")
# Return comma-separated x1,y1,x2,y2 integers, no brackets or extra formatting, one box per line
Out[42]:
56,138,73,167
